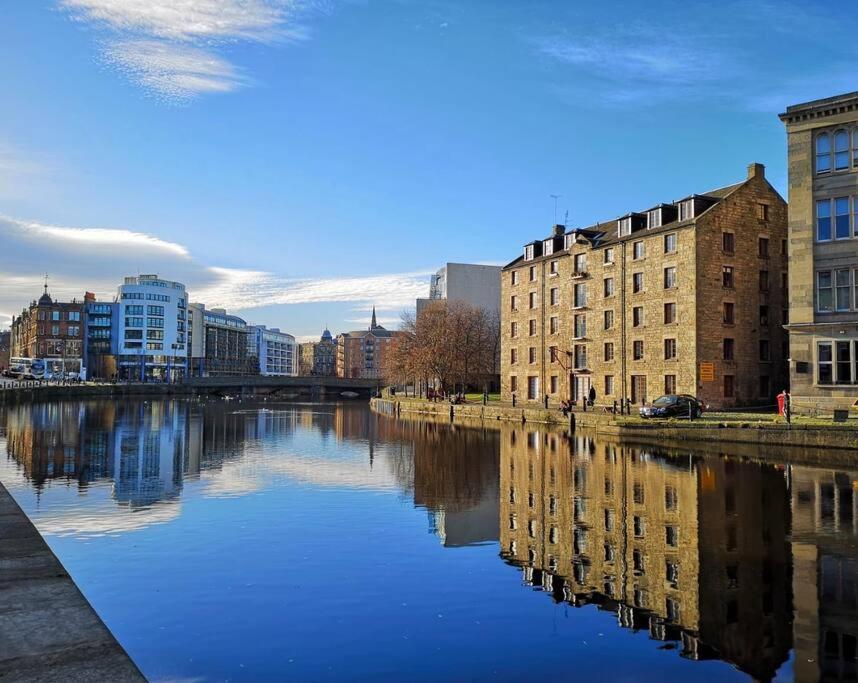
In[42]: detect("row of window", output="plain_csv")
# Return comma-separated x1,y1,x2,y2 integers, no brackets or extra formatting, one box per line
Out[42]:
517,230,782,281
514,336,771,367
124,317,166,329
121,292,172,302
510,372,758,399
817,268,858,313
513,302,780,340
815,129,858,174
36,310,81,321
124,305,166,316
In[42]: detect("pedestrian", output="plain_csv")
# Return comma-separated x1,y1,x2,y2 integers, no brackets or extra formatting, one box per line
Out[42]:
588,385,596,407
781,388,791,424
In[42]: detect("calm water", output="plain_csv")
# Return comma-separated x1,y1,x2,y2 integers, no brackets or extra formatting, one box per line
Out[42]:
0,399,856,682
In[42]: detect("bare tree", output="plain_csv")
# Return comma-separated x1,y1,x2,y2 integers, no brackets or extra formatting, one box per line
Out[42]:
385,301,500,394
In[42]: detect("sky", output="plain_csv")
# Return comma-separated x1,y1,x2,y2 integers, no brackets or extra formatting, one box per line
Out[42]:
1,0,855,341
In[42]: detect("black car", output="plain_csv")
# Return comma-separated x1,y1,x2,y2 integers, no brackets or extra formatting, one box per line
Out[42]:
639,394,704,419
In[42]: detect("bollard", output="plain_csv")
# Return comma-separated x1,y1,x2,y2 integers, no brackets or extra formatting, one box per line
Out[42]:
583,398,587,413
512,394,516,408
544,395,548,410
569,412,576,434
449,404,454,421
612,400,617,414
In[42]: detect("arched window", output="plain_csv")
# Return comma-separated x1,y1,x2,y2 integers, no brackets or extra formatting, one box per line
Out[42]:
816,132,831,174
835,129,849,170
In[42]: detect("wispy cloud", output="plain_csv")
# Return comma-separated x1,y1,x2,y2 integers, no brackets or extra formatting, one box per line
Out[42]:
60,0,314,101
0,215,428,332
532,2,850,109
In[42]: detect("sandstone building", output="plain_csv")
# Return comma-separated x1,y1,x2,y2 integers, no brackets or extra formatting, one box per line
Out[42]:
298,329,336,376
501,163,788,409
780,92,858,412
336,308,400,379
10,284,86,377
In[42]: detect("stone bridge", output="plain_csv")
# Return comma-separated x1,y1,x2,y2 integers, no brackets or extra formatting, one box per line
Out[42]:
185,376,379,397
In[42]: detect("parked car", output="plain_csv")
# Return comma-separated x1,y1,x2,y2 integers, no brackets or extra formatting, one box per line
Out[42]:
639,394,704,419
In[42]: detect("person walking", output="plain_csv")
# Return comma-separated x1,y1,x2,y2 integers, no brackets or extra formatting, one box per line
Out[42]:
588,385,596,407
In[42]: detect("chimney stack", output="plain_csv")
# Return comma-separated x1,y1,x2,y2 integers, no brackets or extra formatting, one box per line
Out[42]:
747,162,765,179
552,224,565,236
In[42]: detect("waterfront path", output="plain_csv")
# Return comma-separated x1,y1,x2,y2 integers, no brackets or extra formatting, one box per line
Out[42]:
372,396,858,452
0,482,145,682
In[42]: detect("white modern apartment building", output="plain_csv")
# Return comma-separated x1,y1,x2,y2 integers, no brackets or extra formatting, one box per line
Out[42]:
249,325,298,376
116,275,188,382
416,263,502,316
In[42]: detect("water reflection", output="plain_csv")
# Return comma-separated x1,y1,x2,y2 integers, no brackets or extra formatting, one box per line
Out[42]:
2,400,858,681
0,400,500,546
498,425,795,680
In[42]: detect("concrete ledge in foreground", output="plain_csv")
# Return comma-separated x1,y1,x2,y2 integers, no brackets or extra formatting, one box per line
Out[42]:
0,482,146,682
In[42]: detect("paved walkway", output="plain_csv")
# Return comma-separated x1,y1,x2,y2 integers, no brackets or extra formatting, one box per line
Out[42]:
0,482,145,682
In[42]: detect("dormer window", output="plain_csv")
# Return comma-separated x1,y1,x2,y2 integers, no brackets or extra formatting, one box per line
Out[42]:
543,240,554,256
678,200,694,222
524,244,534,260
618,217,632,237
647,208,662,229
564,234,575,250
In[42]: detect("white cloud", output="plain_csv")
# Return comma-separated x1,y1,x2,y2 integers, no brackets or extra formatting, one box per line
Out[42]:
60,0,313,101
5,215,190,257
103,39,250,100
0,214,428,331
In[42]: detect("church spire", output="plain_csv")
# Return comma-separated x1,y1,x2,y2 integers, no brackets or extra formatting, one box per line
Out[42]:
370,306,377,329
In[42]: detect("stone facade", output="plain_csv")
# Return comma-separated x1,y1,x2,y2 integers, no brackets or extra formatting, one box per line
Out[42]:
501,164,788,409
298,330,336,376
780,92,858,413
10,287,85,374
336,308,400,379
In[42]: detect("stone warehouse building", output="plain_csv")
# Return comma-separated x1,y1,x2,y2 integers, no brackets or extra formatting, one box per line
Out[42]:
501,163,788,409
780,92,858,413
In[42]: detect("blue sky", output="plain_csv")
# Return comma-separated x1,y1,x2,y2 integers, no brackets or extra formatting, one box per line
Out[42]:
1,0,855,339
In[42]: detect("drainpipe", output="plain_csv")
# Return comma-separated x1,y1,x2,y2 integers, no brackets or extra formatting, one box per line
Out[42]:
620,242,628,408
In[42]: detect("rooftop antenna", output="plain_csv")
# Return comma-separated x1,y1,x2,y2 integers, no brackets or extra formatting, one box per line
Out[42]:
550,194,562,225
564,209,569,227
43,273,49,295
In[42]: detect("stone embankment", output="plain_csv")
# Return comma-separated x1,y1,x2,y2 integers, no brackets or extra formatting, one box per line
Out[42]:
0,482,145,681
371,397,858,452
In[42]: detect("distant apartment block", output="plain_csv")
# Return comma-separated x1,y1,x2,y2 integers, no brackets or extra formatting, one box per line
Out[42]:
417,263,501,316
336,308,399,379
84,292,119,380
299,329,336,376
116,275,188,382
188,303,254,377
780,92,858,412
501,163,788,409
248,325,298,376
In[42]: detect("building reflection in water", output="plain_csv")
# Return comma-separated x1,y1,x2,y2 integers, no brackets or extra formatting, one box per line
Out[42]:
0,401,500,549
5,400,858,681
499,424,795,681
